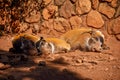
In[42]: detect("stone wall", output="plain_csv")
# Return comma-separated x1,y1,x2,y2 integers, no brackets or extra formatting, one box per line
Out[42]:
0,0,120,40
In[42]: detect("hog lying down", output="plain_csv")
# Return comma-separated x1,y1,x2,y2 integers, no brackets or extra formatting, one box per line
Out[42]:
60,28,106,52
10,28,108,55
37,28,108,54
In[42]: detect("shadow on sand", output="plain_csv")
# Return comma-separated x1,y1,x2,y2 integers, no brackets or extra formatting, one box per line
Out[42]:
0,49,92,80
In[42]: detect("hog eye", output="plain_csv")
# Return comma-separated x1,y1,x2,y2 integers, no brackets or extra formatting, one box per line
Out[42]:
99,36,104,44
93,41,96,44
37,46,39,49
41,42,45,45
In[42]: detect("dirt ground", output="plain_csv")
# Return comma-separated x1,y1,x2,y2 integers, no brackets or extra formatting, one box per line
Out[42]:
0,33,120,80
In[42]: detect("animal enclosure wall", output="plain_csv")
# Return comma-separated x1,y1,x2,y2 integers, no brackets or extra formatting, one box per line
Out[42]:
0,0,120,41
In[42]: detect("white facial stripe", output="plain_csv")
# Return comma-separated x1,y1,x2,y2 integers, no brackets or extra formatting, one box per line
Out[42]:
98,38,102,46
49,42,55,54
86,37,91,47
20,41,24,49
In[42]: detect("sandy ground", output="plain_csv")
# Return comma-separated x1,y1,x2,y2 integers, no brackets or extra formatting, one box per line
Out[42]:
0,34,120,80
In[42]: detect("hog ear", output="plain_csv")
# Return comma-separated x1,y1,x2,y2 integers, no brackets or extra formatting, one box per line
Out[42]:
42,40,46,44
90,29,95,35
40,36,44,40
88,38,96,45
20,36,25,40
20,37,25,49
19,36,26,45
36,37,45,48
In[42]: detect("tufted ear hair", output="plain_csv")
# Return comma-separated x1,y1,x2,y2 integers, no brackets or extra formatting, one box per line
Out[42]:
36,37,46,54
20,36,25,40
40,40,46,45
40,37,44,40
40,37,46,44
19,36,26,49
90,29,96,36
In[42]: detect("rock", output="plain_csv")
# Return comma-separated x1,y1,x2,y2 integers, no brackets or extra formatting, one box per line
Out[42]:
32,23,40,33
0,63,5,69
38,61,46,66
42,9,50,20
113,66,120,69
104,68,109,71
69,16,82,29
112,17,120,34
70,0,77,3
37,0,43,4
11,20,21,33
25,10,41,23
42,5,58,20
116,34,120,41
25,28,33,34
117,66,120,69
80,15,88,27
54,0,65,6
107,17,120,35
87,10,104,28
109,56,115,60
19,22,28,32
76,0,91,15
91,0,99,9
99,3,115,18
115,5,120,18
0,63,11,70
59,0,75,18
76,59,82,63
41,19,54,34
43,0,52,6
82,63,94,69
53,18,71,33
101,0,112,2
52,56,69,64
42,19,54,29
41,18,70,36
22,77,34,80
88,61,98,65
111,0,118,7
0,17,5,25
106,20,114,34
